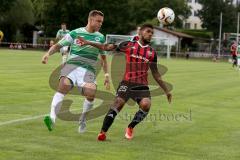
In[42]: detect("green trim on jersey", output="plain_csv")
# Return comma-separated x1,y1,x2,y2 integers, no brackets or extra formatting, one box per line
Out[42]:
58,27,106,74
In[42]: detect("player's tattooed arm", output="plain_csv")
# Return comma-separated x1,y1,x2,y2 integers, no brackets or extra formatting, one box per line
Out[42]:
150,62,172,103
78,37,116,51
41,44,62,64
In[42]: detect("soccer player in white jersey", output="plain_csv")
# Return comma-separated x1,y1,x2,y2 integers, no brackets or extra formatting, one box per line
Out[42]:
41,10,110,133
56,23,70,64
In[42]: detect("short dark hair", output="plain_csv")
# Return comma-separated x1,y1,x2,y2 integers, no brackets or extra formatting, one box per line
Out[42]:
140,24,154,31
61,23,66,25
89,10,104,18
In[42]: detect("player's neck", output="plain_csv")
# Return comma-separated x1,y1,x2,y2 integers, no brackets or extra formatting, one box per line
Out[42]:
139,39,149,46
85,25,95,33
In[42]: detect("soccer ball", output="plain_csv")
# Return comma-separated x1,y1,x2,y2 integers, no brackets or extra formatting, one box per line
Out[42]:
157,7,175,25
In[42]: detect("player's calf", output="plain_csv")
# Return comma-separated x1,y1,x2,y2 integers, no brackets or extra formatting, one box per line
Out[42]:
79,98,94,133
98,97,125,141
101,108,118,133
97,108,118,141
78,83,96,133
127,108,149,129
125,98,150,139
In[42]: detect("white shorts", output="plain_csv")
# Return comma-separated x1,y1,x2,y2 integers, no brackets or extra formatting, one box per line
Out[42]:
60,64,96,88
60,46,69,54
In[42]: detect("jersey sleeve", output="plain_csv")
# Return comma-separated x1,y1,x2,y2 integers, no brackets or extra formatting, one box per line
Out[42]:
116,41,132,52
131,35,139,42
57,31,74,47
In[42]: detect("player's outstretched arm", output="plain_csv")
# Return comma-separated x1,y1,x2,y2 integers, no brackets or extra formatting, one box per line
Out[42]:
150,62,172,103
41,44,61,64
78,37,116,51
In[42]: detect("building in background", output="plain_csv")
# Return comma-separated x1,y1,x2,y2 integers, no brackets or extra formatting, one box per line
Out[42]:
184,0,240,30
232,0,240,6
184,0,203,30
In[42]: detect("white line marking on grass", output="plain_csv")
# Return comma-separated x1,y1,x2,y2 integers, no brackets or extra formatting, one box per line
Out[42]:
0,112,165,127
0,114,47,126
0,108,82,127
0,108,104,127
0,98,106,127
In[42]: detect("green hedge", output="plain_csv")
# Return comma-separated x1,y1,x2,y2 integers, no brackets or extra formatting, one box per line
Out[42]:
177,29,213,39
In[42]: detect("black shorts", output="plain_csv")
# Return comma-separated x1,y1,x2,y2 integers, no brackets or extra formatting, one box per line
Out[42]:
232,55,237,65
116,81,151,104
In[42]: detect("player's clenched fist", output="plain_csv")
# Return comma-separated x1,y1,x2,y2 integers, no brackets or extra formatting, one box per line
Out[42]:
42,53,49,64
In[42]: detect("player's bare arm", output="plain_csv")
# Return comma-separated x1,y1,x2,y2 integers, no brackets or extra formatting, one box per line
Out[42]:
41,44,62,64
78,37,116,51
55,36,60,42
150,62,172,103
100,54,110,90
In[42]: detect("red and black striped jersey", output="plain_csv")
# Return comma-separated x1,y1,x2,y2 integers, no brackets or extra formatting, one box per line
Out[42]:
132,35,140,41
123,41,157,85
231,43,237,56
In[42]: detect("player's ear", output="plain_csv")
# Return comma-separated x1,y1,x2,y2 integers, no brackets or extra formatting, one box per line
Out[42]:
138,30,143,36
88,17,92,23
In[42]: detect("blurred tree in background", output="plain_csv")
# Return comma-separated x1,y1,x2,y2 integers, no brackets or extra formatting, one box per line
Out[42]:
0,0,16,14
0,0,34,41
1,0,191,42
199,0,238,38
41,0,191,36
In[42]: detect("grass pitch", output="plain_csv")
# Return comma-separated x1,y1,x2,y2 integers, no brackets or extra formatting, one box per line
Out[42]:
0,49,239,160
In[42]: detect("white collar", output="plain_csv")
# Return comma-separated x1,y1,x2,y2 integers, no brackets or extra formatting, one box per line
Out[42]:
137,41,149,48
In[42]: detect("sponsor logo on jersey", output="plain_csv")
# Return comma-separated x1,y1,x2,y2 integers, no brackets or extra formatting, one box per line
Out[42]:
131,46,136,49
74,39,83,46
95,37,101,42
130,54,149,62
147,51,153,57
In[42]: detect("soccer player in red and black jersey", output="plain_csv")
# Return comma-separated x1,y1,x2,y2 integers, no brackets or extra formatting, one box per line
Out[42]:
230,41,238,67
78,24,172,141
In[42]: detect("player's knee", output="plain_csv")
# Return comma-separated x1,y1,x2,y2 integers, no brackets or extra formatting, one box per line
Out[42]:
62,52,68,55
139,98,151,112
83,83,96,99
86,97,94,102
58,77,72,94
112,97,125,111
59,77,72,86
